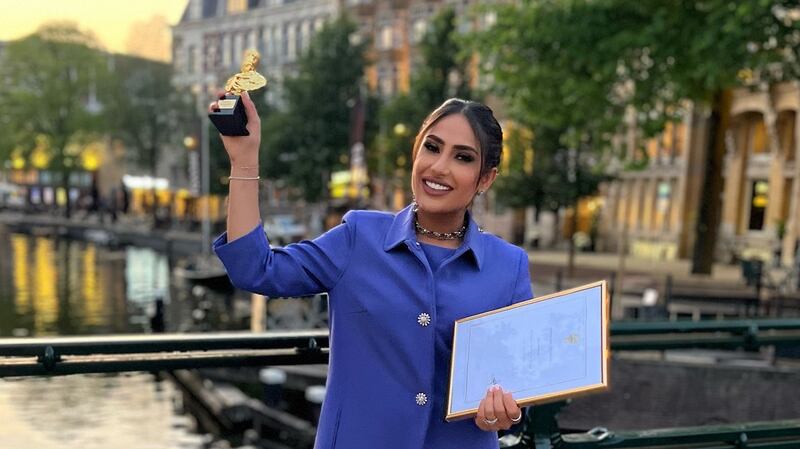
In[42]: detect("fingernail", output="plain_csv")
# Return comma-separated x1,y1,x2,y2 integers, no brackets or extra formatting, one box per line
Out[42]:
492,384,501,392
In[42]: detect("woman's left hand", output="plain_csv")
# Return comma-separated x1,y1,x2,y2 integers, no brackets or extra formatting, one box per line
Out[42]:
474,385,522,432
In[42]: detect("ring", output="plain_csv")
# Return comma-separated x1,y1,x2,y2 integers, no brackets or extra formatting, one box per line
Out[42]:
483,417,498,425
510,413,522,423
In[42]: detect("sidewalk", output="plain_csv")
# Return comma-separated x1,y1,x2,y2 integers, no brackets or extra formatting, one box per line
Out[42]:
527,249,746,293
0,210,207,256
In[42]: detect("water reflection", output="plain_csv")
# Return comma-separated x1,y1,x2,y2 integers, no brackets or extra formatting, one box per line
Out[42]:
0,373,206,449
0,232,170,336
0,229,222,449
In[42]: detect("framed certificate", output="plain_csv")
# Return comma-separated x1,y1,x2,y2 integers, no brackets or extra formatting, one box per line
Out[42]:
445,280,610,421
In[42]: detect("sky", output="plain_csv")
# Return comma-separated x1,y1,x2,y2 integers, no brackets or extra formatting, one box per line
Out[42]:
0,0,188,61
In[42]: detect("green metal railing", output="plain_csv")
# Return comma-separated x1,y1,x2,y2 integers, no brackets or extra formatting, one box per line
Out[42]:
560,419,800,448
610,318,800,351
500,401,800,449
1,319,799,377
0,330,328,377
1,319,799,448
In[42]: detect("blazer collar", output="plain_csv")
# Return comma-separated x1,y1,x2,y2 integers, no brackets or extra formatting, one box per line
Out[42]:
383,204,485,270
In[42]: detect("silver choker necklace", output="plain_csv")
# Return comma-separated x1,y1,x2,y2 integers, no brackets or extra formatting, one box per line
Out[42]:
414,216,467,240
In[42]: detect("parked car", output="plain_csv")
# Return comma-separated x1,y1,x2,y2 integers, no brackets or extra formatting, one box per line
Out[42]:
263,215,307,246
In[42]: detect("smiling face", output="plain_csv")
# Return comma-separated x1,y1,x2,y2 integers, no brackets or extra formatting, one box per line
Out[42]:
411,113,497,217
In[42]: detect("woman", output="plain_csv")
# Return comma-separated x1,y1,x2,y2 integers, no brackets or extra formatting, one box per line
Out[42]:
211,91,533,448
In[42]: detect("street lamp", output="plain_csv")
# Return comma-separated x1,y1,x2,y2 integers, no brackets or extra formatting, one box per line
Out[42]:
393,122,409,138
191,76,216,256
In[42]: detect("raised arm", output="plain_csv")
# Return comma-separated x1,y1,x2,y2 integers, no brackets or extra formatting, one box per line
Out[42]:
210,92,355,297
209,90,261,242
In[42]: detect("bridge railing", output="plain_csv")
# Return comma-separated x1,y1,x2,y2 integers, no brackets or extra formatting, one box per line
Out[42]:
2,319,800,448
0,330,328,377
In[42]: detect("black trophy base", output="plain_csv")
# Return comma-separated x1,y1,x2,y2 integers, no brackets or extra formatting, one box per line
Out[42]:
208,94,250,136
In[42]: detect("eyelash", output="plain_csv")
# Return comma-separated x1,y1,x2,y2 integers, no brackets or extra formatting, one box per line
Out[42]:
423,141,475,163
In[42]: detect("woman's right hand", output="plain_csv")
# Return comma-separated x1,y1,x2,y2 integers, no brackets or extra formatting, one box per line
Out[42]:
208,90,261,165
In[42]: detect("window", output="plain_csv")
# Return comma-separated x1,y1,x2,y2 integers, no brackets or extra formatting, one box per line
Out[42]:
378,65,395,97
778,112,796,161
234,33,244,62
222,34,231,66
281,24,289,57
750,119,768,155
287,23,296,59
248,29,258,52
190,0,202,20
379,25,393,50
228,0,247,14
673,122,685,157
748,180,768,231
412,19,427,44
300,21,310,52
187,45,195,74
655,180,672,231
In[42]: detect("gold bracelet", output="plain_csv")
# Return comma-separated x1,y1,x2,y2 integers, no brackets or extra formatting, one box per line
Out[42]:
229,176,260,181
233,165,259,169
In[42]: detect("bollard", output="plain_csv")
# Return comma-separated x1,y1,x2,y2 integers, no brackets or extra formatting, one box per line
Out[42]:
305,385,326,425
609,272,616,300
149,297,165,333
664,275,673,306
259,367,286,408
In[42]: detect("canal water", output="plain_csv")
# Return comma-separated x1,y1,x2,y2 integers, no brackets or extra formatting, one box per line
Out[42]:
0,229,234,449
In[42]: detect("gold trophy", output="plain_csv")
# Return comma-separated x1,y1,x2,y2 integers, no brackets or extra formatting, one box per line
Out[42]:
208,49,268,136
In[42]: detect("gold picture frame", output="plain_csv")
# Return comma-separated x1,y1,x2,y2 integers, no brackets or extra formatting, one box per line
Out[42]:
445,280,610,421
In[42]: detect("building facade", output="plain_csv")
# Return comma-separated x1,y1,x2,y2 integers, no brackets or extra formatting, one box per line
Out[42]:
172,0,339,104
600,83,800,266
346,0,489,98
171,0,489,98
169,0,522,237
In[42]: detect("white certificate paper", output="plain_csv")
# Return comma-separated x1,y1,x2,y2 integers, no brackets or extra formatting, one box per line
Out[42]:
446,280,610,421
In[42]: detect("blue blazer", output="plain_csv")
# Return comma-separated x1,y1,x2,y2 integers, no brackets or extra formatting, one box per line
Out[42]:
213,205,533,448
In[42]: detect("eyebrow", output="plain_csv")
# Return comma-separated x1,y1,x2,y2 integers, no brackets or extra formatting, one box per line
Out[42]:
426,134,479,155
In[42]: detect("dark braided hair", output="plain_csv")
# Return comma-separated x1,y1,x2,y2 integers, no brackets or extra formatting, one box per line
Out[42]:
411,98,503,182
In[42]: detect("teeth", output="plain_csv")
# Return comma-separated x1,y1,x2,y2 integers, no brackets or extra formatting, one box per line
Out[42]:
425,180,451,191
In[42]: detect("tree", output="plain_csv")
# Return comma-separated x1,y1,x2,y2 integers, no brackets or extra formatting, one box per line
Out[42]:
474,2,624,271
0,23,109,217
105,55,185,175
104,54,195,214
617,0,800,274
376,7,474,204
260,16,369,203
477,0,800,274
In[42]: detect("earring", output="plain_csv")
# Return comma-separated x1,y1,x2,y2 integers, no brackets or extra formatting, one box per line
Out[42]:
477,190,484,197
411,195,419,212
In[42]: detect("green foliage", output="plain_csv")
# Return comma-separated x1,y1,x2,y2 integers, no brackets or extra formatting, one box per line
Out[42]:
375,7,475,178
610,0,800,116
260,16,369,202
473,1,628,135
475,0,800,211
472,2,627,213
0,23,108,173
480,0,800,136
413,7,473,108
103,54,194,174
494,125,610,212
376,94,419,176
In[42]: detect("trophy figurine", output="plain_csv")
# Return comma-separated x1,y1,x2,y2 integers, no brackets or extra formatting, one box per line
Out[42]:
208,49,268,136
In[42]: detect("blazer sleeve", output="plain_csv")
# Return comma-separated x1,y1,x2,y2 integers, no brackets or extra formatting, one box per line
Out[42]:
511,248,533,304
212,211,357,297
